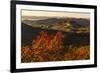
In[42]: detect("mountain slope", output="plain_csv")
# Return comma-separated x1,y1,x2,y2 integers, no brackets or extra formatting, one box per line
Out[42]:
22,17,90,33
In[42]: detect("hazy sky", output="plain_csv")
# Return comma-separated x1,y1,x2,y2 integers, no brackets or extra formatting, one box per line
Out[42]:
22,10,90,19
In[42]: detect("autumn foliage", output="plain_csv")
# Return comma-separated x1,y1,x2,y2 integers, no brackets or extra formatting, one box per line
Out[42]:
21,31,90,63
32,31,64,51
63,45,90,60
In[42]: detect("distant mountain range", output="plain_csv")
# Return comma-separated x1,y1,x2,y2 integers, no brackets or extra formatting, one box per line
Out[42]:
22,17,90,33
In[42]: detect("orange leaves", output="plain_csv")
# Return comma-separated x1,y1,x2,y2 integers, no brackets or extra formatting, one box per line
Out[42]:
21,31,90,63
21,46,32,62
21,31,65,62
22,46,31,57
32,31,64,51
63,46,90,60
75,46,90,59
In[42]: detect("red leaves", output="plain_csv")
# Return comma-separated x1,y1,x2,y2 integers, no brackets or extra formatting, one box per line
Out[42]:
32,31,64,51
21,31,90,63
21,31,65,62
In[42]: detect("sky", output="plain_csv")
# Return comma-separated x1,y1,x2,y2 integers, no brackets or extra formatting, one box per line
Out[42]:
22,10,90,19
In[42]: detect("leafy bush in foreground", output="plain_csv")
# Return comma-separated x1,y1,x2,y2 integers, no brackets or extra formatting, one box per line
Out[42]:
21,31,90,63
